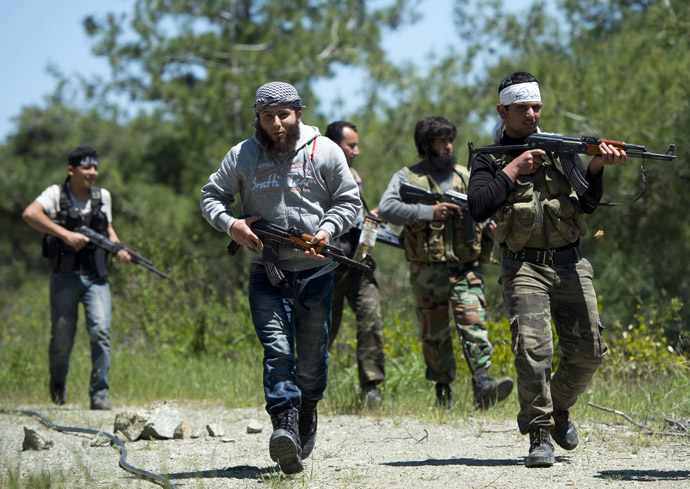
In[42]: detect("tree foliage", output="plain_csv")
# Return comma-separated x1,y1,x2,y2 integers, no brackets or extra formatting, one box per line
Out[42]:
1,0,687,355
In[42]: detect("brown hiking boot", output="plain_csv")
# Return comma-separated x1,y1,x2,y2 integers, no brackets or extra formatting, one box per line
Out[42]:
525,428,555,468
551,409,578,450
269,408,303,474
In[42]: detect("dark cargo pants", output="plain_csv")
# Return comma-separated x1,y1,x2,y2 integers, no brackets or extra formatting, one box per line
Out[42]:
501,257,607,434
330,264,385,389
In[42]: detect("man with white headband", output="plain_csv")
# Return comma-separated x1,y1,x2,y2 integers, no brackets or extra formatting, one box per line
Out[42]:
201,81,361,474
22,145,132,411
468,72,627,468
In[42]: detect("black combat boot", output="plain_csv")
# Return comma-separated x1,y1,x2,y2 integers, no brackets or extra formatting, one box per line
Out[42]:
269,408,303,474
525,428,555,468
49,380,66,406
550,409,579,450
299,400,318,459
435,382,452,409
362,382,382,407
472,372,513,409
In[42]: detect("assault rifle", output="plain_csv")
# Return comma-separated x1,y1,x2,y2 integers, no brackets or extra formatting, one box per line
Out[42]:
227,219,372,287
399,182,468,209
76,226,171,279
399,183,478,242
468,133,677,196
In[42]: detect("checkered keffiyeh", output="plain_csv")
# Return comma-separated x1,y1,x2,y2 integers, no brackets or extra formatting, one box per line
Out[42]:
252,82,303,112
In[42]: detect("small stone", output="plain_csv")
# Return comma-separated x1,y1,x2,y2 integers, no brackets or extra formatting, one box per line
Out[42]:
22,427,54,451
206,423,224,437
174,422,191,440
246,419,263,434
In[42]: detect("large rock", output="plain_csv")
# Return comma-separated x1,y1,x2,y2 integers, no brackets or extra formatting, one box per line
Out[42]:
139,402,181,440
114,411,147,442
114,400,181,441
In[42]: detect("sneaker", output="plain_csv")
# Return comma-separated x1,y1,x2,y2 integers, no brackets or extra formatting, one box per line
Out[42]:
90,395,112,411
362,383,382,407
435,382,452,409
472,373,513,409
50,381,66,406
551,409,578,450
525,428,555,468
269,408,303,474
299,400,318,459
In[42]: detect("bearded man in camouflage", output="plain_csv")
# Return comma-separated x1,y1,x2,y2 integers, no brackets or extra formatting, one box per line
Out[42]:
467,72,627,468
379,116,513,411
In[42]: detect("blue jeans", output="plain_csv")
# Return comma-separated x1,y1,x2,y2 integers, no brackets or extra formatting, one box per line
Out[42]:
248,263,333,415
49,272,112,399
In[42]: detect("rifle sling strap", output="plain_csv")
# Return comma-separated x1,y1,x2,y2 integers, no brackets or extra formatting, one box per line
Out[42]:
261,241,339,304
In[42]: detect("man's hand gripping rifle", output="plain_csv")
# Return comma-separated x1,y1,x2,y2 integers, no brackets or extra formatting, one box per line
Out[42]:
227,219,372,288
76,226,171,279
399,183,483,242
468,133,677,196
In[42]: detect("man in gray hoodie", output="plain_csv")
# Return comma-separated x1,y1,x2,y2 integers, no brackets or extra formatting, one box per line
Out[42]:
201,82,361,474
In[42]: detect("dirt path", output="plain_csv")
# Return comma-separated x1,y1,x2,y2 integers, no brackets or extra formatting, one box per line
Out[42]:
1,402,688,488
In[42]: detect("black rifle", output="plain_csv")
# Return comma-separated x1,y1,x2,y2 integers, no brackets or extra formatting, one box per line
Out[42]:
76,226,171,279
468,133,677,196
227,219,372,288
399,182,468,209
399,183,477,242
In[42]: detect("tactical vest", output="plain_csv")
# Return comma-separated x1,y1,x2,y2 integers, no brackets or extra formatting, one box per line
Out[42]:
42,181,111,279
399,163,483,264
490,153,588,252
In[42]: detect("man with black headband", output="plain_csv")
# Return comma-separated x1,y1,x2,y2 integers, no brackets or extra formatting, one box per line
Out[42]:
468,72,627,468
378,116,513,411
22,145,131,410
201,82,361,474
325,120,386,406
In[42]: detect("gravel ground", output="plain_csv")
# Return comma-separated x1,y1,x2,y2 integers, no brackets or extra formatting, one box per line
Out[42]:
1,402,689,489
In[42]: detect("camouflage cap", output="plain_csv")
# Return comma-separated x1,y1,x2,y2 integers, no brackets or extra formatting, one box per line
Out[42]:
252,81,303,112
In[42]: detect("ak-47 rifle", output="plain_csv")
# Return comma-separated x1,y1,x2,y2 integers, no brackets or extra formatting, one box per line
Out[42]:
399,183,479,242
399,182,468,209
468,133,677,196
227,219,372,288
76,226,171,279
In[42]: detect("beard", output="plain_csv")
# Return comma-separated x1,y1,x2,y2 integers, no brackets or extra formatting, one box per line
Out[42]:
257,122,301,155
428,148,456,171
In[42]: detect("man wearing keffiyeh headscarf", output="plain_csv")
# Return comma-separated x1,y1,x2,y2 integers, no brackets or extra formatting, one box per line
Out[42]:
468,72,627,469
201,81,361,475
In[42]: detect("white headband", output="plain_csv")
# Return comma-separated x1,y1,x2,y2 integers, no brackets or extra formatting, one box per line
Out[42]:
78,157,98,167
499,81,541,106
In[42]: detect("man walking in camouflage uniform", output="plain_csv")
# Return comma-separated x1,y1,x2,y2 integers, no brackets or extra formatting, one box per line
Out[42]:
379,116,513,410
468,72,627,467
326,121,385,404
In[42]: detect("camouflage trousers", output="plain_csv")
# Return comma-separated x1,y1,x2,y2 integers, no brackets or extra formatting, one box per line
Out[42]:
409,261,493,385
330,262,385,388
501,257,607,434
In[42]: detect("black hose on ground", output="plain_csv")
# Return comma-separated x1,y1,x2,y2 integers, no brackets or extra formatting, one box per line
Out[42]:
0,408,178,489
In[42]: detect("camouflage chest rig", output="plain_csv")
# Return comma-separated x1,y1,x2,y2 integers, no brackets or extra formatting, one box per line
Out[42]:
489,152,588,252
399,163,483,264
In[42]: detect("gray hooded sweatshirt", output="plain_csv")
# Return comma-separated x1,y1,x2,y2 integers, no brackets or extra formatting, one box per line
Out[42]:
201,122,362,271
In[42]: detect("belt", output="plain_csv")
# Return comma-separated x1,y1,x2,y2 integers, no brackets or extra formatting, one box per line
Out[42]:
502,245,582,266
